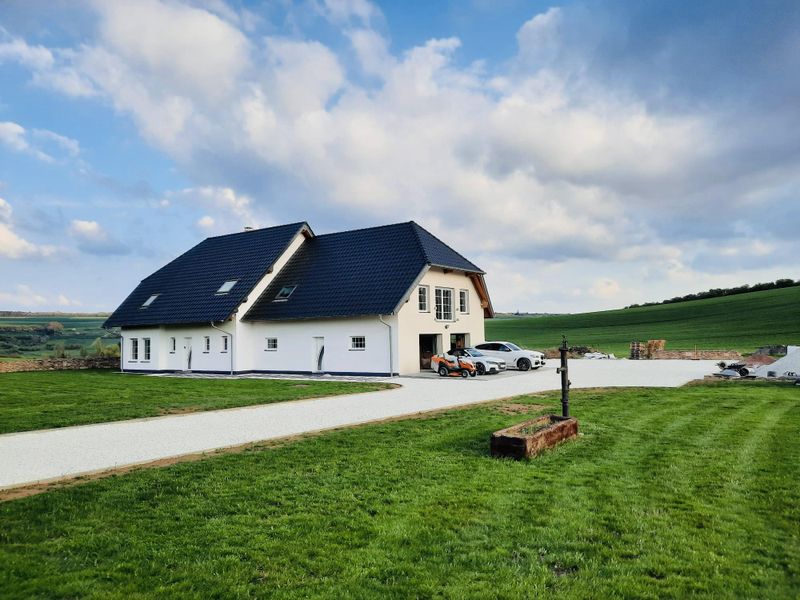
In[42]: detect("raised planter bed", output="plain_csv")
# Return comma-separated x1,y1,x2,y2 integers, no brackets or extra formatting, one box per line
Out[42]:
491,415,579,459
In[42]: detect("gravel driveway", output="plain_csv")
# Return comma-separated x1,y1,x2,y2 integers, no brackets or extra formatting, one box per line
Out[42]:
0,360,715,490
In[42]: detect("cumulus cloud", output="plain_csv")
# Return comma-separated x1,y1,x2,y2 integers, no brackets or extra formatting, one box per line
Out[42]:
0,197,58,259
3,0,799,310
68,219,129,255
0,120,80,163
0,284,80,309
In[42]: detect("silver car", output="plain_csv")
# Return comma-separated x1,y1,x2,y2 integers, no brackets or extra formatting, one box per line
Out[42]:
474,341,545,371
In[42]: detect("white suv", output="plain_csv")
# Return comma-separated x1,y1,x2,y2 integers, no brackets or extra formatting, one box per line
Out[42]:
474,341,545,371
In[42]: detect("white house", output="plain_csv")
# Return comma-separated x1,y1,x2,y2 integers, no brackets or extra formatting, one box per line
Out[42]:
104,221,494,376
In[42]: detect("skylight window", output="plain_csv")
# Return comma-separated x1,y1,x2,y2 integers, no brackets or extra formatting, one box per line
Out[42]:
216,280,238,295
141,294,159,308
274,285,297,301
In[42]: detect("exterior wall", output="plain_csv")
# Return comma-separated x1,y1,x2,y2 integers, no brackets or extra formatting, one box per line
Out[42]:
120,325,235,373
241,316,396,374
395,267,486,374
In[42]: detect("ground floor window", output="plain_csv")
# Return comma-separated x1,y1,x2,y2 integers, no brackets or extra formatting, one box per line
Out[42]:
143,338,151,361
130,338,139,360
203,336,210,353
169,337,176,353
222,336,228,352
350,336,366,350
266,338,278,351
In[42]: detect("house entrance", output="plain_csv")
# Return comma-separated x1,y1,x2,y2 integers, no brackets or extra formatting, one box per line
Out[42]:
419,334,439,370
313,336,325,372
449,333,468,351
183,337,192,371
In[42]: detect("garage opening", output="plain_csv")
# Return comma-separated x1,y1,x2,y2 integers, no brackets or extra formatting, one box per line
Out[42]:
449,333,469,351
419,334,439,370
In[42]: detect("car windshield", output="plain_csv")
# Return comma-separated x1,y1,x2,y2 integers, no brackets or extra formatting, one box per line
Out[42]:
506,343,522,351
465,349,484,357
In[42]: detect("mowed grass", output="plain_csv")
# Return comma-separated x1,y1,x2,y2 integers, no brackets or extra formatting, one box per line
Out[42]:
487,285,800,355
1,382,798,598
0,370,391,434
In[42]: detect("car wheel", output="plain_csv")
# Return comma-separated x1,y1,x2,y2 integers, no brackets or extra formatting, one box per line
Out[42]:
461,370,469,378
469,370,477,377
517,358,531,371
438,366,449,377
476,362,486,375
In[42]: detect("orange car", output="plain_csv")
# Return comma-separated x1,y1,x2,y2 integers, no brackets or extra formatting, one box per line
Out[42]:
431,353,477,378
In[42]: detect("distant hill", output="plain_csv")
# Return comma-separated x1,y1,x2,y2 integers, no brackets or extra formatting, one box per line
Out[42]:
0,311,111,317
486,285,800,356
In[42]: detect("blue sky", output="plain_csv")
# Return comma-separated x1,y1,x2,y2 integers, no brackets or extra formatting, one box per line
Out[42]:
0,0,798,313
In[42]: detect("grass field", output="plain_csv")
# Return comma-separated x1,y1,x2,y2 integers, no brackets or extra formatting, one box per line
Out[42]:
1,381,797,598
487,285,800,356
0,315,114,359
0,370,391,434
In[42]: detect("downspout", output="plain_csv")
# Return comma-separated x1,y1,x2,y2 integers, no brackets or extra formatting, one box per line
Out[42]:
378,315,394,377
210,321,234,375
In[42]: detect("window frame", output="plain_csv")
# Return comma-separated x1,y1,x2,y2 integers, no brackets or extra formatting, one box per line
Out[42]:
459,289,469,314
265,337,278,351
203,335,210,353
434,287,454,321
140,294,159,309
169,337,176,353
221,335,228,353
349,336,366,351
130,337,139,361
273,285,297,302
418,285,429,312
143,338,151,362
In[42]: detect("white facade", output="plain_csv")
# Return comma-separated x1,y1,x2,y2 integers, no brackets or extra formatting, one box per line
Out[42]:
119,231,490,376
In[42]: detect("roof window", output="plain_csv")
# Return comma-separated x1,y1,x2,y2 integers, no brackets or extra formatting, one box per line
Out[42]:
141,294,159,308
274,285,297,301
216,280,238,295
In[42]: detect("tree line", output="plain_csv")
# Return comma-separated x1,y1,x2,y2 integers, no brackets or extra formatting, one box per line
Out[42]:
626,278,799,309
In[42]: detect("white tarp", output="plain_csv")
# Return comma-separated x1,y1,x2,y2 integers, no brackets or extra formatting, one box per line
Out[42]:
755,346,800,378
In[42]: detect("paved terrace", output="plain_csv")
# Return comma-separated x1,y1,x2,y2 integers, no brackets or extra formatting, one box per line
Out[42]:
0,360,716,489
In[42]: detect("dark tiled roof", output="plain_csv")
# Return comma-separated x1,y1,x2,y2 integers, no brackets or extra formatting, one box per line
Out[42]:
244,221,483,321
104,223,307,327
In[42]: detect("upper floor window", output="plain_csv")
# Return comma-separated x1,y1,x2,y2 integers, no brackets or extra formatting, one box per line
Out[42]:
265,338,278,351
350,336,366,351
141,294,159,308
130,338,139,360
435,288,454,321
222,336,229,352
216,280,238,294
459,289,469,314
418,286,429,312
143,338,151,361
203,336,211,353
274,285,297,301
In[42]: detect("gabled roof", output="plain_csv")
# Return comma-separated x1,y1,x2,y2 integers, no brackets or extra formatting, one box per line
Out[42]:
243,221,484,321
104,222,309,328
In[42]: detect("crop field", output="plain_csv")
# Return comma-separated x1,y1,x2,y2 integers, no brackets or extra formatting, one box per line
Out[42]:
487,286,800,356
0,381,797,598
0,315,114,358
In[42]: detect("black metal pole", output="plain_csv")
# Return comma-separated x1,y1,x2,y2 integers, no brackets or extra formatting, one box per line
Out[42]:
558,336,570,417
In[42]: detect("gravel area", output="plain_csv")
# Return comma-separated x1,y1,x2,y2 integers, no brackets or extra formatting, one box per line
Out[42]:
0,360,716,490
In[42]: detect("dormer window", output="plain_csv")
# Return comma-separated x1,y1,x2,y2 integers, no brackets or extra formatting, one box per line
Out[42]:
216,280,238,295
274,285,296,301
141,294,159,308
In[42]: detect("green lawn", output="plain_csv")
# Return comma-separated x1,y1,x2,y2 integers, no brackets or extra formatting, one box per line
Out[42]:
487,285,800,356
1,381,797,598
0,370,391,434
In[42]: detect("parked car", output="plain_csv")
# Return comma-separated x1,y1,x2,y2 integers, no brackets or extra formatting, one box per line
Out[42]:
474,341,545,371
445,347,507,375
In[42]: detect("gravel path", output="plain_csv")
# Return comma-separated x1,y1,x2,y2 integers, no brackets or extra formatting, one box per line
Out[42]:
0,360,715,489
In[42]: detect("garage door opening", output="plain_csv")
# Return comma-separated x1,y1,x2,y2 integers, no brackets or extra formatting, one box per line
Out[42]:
419,334,439,370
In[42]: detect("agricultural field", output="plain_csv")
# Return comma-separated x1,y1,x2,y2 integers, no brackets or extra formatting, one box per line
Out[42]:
0,381,797,598
0,370,391,434
0,315,115,359
487,285,800,356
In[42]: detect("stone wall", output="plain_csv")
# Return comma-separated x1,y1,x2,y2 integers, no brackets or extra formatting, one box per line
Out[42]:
650,350,742,361
0,357,119,373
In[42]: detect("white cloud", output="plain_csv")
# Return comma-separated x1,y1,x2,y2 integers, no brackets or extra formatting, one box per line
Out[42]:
0,284,48,308
0,198,58,259
57,293,82,307
166,186,262,233
197,215,216,230
0,36,54,70
68,219,129,255
0,121,80,163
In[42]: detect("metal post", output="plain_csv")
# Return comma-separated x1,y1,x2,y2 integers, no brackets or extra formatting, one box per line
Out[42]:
557,335,570,417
